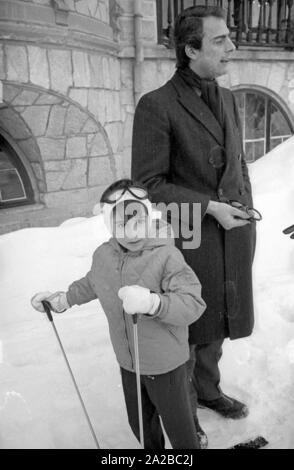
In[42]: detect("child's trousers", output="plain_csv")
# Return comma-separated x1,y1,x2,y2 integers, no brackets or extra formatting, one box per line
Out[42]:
120,363,200,449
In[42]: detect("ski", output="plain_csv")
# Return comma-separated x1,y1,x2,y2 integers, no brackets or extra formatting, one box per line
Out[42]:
283,224,294,235
229,436,269,449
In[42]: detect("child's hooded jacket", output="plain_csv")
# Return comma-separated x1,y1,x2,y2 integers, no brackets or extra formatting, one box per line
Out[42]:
66,220,206,375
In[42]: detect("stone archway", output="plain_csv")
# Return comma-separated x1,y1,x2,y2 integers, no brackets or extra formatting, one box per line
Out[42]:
0,103,41,204
1,82,117,211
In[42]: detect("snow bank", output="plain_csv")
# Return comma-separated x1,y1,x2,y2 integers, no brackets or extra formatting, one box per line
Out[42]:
0,216,138,448
216,137,294,449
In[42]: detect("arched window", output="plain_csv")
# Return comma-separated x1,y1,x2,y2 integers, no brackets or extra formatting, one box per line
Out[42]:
233,88,294,163
0,135,34,209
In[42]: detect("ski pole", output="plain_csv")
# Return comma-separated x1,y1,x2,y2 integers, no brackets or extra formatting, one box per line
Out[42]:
132,314,144,449
41,300,100,449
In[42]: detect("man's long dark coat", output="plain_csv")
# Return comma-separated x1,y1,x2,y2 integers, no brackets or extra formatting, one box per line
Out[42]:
132,71,255,344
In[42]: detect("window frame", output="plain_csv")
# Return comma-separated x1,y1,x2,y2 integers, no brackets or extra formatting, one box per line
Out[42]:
0,135,34,209
233,87,294,162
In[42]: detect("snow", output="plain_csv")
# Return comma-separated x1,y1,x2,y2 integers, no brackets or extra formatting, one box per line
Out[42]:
1,137,294,449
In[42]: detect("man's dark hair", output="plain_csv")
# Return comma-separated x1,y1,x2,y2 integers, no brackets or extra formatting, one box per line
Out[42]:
174,6,227,69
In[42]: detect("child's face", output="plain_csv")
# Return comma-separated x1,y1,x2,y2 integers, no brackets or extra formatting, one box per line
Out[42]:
112,201,149,251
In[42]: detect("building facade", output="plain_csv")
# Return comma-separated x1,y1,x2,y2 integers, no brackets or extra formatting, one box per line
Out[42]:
0,0,293,234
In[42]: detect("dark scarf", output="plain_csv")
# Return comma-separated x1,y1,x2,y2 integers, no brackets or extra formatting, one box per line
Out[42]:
177,67,225,128
177,67,238,180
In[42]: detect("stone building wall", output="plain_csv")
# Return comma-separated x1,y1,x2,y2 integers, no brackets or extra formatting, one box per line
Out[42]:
0,0,135,233
135,52,294,121
2,0,110,23
0,0,294,234
1,82,117,206
64,0,110,21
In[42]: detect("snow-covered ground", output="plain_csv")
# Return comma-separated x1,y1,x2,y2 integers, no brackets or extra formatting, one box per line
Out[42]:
0,137,294,449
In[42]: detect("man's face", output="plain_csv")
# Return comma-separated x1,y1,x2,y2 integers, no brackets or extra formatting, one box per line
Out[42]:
189,16,236,79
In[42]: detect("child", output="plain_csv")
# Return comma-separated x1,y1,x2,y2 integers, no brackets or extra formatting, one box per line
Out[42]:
31,179,206,449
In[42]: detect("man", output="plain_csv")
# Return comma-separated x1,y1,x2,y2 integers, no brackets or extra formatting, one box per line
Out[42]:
131,5,256,439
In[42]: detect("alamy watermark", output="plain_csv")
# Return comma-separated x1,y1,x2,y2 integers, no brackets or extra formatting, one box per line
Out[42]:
153,202,201,250
98,201,202,250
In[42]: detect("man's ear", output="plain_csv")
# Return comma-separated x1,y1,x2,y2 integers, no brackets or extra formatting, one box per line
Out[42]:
185,45,200,61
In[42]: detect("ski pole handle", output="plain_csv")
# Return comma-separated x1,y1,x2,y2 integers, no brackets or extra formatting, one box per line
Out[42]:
132,314,138,325
42,300,54,323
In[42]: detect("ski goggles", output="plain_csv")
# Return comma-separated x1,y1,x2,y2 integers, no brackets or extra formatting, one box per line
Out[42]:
101,185,153,235
101,185,148,205
228,200,262,222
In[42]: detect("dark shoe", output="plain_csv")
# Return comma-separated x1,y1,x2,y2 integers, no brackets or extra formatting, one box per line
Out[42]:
194,419,208,449
198,394,249,420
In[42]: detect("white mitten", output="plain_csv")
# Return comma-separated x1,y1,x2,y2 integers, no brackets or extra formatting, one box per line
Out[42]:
118,285,160,316
31,291,69,314
31,292,54,312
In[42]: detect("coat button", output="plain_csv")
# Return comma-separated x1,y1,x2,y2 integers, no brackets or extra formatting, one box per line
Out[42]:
239,188,245,196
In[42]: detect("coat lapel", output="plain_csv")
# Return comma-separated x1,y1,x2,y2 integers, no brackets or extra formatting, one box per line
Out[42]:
170,73,224,147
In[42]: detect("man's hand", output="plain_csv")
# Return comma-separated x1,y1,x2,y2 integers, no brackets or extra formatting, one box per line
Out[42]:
31,291,69,313
206,201,251,230
283,224,294,239
118,285,160,316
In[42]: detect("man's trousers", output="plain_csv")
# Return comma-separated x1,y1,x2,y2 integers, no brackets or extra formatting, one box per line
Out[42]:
187,340,224,418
